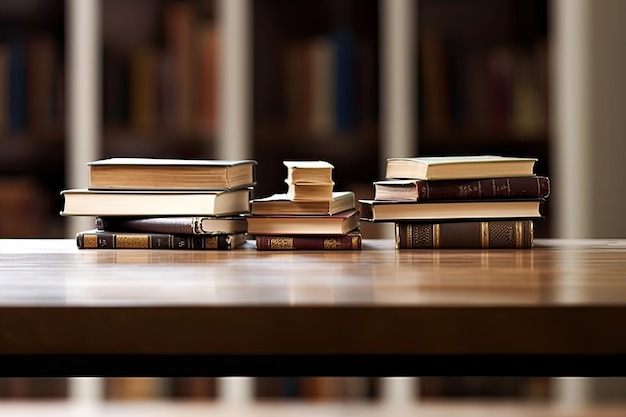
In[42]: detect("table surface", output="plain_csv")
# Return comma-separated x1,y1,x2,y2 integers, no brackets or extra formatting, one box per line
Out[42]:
1,238,625,376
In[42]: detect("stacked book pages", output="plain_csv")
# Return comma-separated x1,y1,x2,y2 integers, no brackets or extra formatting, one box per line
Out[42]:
359,155,550,249
247,160,362,250
60,157,257,250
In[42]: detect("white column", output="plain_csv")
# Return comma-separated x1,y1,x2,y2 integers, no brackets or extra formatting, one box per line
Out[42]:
380,377,419,406
380,0,416,176
550,0,591,239
216,377,255,406
66,0,101,237
216,0,252,160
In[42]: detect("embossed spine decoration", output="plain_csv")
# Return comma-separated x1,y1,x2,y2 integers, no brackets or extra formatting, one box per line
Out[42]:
76,230,244,250
395,221,533,249
256,232,362,250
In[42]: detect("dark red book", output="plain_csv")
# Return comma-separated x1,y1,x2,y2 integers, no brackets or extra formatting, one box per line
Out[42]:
395,220,534,249
374,176,550,201
76,229,246,250
255,230,362,251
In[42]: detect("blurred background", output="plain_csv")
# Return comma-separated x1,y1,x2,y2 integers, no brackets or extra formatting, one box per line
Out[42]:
0,0,625,414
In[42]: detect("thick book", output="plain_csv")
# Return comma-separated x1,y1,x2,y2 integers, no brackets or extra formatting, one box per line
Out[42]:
359,199,544,222
251,191,355,215
87,158,256,190
284,160,334,184
76,229,246,250
385,155,537,180
96,215,248,235
255,230,362,251
60,188,251,217
286,182,335,201
395,220,534,249
246,209,360,236
374,176,550,201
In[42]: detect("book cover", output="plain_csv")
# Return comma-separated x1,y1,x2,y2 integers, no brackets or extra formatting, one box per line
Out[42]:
247,209,360,236
359,199,544,222
251,191,354,216
374,176,550,201
255,230,362,250
395,220,534,249
96,215,248,235
385,155,537,180
60,188,251,217
286,182,335,201
87,158,257,190
76,229,246,250
284,160,334,184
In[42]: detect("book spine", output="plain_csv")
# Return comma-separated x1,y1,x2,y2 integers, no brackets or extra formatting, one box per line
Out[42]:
76,231,237,250
255,234,361,251
96,217,197,235
395,220,533,249
417,176,550,200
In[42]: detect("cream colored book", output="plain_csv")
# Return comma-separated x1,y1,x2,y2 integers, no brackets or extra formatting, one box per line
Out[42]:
251,191,354,215
284,160,334,184
286,181,334,201
385,155,537,180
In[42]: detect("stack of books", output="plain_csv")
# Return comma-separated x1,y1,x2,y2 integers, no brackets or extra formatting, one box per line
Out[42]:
60,157,257,250
359,155,550,249
247,160,362,250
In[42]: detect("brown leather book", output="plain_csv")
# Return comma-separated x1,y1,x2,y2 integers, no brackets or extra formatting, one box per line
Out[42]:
96,215,248,235
395,220,534,249
374,176,550,201
76,229,246,250
255,230,362,250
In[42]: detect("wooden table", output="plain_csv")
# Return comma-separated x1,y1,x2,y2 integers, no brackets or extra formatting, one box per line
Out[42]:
0,238,625,376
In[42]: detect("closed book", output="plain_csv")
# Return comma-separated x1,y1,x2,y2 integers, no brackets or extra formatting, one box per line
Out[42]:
76,229,246,250
374,176,550,201
284,160,334,184
60,188,251,217
96,216,248,235
87,158,256,190
255,230,362,251
247,209,360,236
385,155,537,180
251,191,354,216
359,199,544,222
286,182,335,201
395,220,534,249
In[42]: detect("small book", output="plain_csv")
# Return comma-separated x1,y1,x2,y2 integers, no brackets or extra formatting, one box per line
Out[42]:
96,215,248,235
60,188,251,217
284,160,334,184
87,157,257,190
255,230,362,251
251,191,355,215
374,176,551,201
76,229,247,250
385,155,537,180
395,220,534,249
359,199,544,222
246,209,360,236
286,182,335,201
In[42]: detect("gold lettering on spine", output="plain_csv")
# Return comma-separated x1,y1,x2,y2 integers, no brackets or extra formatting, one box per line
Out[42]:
117,235,149,248
84,235,98,248
515,221,523,248
351,236,360,249
433,224,441,248
481,222,489,248
529,221,534,247
405,223,412,249
205,236,218,249
270,238,294,250
324,238,340,249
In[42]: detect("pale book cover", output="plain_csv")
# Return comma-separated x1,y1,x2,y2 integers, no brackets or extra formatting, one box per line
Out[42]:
284,160,334,184
385,155,537,180
251,191,354,215
286,181,334,201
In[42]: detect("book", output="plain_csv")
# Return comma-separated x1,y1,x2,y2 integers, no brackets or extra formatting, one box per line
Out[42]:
284,160,334,184
87,158,257,190
374,176,550,201
359,199,543,222
286,182,335,201
96,216,248,235
395,220,534,249
60,188,251,217
255,230,362,251
76,229,246,250
251,191,355,215
246,209,360,236
385,155,537,180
